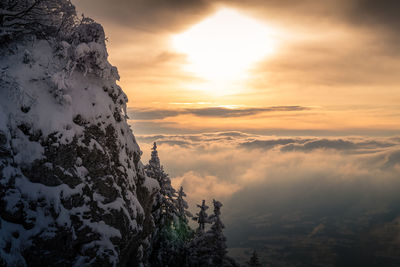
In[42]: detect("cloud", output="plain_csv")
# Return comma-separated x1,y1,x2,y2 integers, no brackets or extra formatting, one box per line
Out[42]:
128,106,310,120
382,149,400,169
279,138,396,153
212,131,250,137
350,0,400,38
157,140,192,147
73,0,213,33
239,138,309,150
137,133,400,209
186,106,309,118
138,131,399,153
74,0,400,44
137,131,400,264
128,120,189,135
74,0,390,33
129,109,182,120
172,171,240,202
136,131,255,148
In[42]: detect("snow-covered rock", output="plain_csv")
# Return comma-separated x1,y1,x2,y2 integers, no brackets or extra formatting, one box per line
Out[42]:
0,3,158,266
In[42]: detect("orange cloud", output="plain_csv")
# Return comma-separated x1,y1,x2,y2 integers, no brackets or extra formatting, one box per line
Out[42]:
172,171,241,205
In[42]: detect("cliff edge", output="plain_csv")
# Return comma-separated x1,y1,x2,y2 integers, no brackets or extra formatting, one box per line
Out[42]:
0,1,158,266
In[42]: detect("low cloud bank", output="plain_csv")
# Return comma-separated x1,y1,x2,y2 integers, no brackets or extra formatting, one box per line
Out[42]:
137,132,400,265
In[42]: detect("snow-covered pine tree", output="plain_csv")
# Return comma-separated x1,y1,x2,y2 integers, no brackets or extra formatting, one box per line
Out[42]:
175,186,193,240
170,186,194,266
247,251,261,267
145,142,180,266
146,142,161,176
206,199,228,266
145,143,177,226
176,187,190,221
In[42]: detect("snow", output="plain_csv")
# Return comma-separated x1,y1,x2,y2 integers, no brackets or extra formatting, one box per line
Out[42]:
11,132,44,165
0,27,156,265
0,221,28,267
74,42,90,60
51,71,69,91
143,176,160,192
0,2,172,264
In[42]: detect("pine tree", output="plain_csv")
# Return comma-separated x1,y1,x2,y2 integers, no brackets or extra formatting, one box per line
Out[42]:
206,199,228,266
146,143,177,226
175,186,193,240
187,200,211,266
171,186,194,266
145,142,179,266
247,251,261,267
145,144,238,266
176,186,191,222
146,142,161,179
192,200,210,232
187,199,232,266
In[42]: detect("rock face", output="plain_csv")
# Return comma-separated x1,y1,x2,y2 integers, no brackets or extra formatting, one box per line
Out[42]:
0,8,158,267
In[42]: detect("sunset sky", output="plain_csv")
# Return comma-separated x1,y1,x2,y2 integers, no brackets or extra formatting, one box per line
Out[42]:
71,1,400,264
73,0,400,136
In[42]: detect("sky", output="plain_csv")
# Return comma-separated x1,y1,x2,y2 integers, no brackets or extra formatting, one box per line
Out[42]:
72,1,400,265
73,0,400,136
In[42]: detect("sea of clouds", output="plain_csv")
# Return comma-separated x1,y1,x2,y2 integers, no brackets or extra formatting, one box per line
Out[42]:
136,132,400,265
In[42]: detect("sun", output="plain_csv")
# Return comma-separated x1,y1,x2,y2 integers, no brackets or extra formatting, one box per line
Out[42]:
171,8,276,94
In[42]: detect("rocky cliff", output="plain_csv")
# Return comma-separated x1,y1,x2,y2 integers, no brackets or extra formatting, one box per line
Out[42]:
0,2,158,266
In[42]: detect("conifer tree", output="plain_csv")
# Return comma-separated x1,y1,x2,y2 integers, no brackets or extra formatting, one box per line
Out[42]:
172,186,194,266
192,200,210,232
177,186,191,221
175,186,193,239
247,251,261,267
145,144,238,266
146,143,177,226
187,199,231,266
187,200,211,266
145,142,161,179
206,199,228,266
145,142,178,266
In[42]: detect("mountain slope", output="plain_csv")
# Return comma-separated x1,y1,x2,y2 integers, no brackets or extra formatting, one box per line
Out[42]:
0,2,158,266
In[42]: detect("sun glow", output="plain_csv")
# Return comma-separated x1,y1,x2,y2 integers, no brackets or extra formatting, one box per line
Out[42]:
172,8,276,94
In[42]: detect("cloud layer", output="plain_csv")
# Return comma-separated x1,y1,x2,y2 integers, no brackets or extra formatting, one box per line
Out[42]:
137,132,400,265
74,0,400,38
128,106,309,120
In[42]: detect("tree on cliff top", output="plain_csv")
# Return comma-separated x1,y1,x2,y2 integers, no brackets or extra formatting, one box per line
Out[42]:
0,0,76,42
